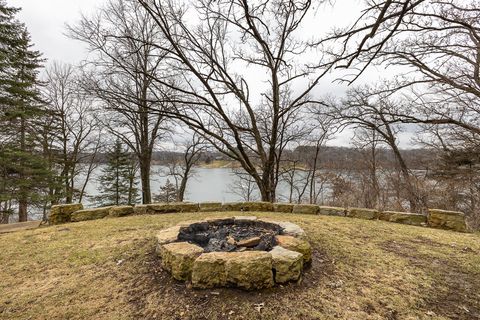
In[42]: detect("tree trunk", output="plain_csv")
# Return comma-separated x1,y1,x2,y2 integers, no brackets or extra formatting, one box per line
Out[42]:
1,202,9,224
309,145,321,204
259,174,275,202
177,175,188,202
18,116,28,222
65,170,73,203
390,141,420,212
139,159,152,204
128,172,135,205
18,199,28,222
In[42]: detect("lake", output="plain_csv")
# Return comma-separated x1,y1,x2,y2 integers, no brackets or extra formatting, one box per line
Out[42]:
82,165,258,205
81,165,323,205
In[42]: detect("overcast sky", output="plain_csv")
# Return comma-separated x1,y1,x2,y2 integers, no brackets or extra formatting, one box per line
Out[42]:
8,0,417,148
9,0,104,63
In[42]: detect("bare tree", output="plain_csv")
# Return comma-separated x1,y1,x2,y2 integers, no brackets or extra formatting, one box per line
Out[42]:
164,133,207,202
418,126,480,228
317,0,427,83
318,0,479,219
384,1,480,139
137,0,332,202
327,87,425,212
351,128,382,209
68,0,170,204
77,134,103,203
280,156,310,203
280,117,335,205
305,112,338,204
323,1,479,135
229,169,258,202
43,62,101,204
436,148,480,228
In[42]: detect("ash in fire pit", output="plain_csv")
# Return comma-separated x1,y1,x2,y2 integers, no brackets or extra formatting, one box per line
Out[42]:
178,219,281,252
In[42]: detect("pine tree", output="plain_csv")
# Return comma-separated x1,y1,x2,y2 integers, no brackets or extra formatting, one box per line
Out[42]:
0,1,51,222
0,2,20,72
153,179,178,203
93,140,139,206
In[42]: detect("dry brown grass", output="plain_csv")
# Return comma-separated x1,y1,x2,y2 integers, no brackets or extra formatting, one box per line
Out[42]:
1,212,479,320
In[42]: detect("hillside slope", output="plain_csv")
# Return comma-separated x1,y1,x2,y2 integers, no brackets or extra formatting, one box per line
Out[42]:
0,213,479,320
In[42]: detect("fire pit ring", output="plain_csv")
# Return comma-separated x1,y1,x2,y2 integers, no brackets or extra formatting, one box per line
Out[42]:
156,216,311,290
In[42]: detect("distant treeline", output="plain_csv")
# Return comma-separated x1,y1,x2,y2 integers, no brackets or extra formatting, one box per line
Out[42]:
80,146,434,171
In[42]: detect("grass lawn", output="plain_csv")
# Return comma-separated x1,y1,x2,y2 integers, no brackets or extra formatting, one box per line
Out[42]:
1,212,479,320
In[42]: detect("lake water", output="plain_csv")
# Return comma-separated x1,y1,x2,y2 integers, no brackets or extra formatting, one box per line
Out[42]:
81,165,324,205
82,165,259,205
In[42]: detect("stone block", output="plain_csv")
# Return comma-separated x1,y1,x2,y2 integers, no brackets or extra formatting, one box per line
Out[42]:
71,206,113,222
222,202,274,212
133,204,150,215
221,202,244,211
49,203,83,225
205,217,235,226
318,206,346,217
159,242,204,281
243,201,274,212
275,235,312,263
225,251,274,290
108,205,134,217
233,216,258,226
428,209,469,232
292,204,319,215
198,202,223,212
346,207,379,220
156,226,181,250
191,252,229,288
273,203,294,213
148,202,199,214
379,211,427,226
270,246,303,283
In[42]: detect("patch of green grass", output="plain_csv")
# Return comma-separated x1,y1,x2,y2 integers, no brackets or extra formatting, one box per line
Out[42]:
1,212,479,319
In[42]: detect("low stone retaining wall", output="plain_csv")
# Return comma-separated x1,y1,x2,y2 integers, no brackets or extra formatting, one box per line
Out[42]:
379,211,427,226
49,203,84,225
47,201,472,233
71,206,113,222
346,207,380,220
427,209,469,233
222,201,274,212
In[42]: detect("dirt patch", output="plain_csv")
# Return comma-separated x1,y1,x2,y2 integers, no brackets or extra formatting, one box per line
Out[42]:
410,236,449,248
380,239,480,319
379,240,421,263
122,241,334,319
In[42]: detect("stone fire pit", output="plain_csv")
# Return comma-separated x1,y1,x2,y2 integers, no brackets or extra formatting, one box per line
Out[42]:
156,216,311,290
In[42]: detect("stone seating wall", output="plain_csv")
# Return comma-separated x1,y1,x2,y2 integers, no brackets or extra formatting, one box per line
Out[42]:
48,201,471,233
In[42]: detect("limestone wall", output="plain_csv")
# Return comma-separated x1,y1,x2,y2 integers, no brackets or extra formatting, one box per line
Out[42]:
47,201,472,233
49,203,84,225
427,209,468,233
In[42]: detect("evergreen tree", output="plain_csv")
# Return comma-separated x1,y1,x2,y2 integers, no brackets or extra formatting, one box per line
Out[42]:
0,1,51,222
93,140,139,206
153,179,178,203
